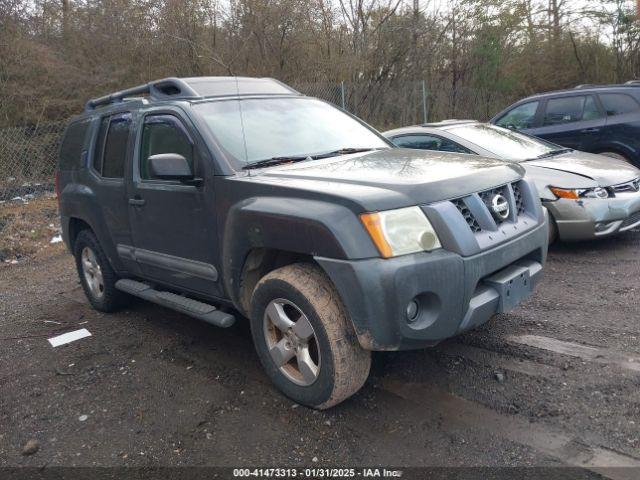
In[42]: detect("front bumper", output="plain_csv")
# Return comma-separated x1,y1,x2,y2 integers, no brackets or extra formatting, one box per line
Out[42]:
316,220,547,351
546,191,640,241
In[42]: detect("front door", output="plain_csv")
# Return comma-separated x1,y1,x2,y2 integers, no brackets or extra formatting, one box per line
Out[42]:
126,109,222,298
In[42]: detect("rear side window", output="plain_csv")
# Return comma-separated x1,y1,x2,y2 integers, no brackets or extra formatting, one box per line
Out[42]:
92,113,131,178
392,134,472,154
140,115,194,180
599,93,640,116
59,119,90,170
495,101,539,129
543,95,602,126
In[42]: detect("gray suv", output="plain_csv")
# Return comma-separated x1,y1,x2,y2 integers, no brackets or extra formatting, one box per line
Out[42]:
56,77,548,408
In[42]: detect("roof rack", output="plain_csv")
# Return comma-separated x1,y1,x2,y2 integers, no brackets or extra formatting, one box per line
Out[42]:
574,82,640,90
85,76,299,112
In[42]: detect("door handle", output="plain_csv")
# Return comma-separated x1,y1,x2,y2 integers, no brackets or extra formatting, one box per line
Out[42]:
128,198,146,207
580,128,600,133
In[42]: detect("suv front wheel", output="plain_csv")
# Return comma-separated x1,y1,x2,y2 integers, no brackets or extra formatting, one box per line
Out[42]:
250,263,371,409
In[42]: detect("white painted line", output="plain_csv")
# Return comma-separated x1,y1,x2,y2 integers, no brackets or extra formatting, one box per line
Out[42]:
48,328,92,347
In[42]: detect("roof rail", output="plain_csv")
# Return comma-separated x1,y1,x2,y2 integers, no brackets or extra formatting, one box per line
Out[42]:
85,76,299,112
574,84,596,89
625,80,640,85
85,78,199,112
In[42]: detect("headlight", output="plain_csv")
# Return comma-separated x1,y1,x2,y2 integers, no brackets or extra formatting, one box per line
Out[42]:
549,186,611,200
360,206,441,258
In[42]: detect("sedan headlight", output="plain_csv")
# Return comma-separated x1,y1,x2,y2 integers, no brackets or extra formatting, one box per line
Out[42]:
550,186,611,200
360,206,441,258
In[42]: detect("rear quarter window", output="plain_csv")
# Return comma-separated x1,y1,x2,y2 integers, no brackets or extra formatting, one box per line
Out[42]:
599,93,640,116
59,119,91,170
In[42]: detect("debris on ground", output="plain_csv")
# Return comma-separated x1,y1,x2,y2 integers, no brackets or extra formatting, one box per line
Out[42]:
48,328,92,347
0,195,61,265
21,439,39,456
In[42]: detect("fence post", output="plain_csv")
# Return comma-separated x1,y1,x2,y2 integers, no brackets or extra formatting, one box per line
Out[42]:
421,80,428,123
341,81,346,110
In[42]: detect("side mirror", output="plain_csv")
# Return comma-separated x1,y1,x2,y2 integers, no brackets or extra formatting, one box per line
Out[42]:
148,153,194,182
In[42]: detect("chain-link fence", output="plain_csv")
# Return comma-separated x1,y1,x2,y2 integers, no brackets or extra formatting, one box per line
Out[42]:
0,81,513,203
0,122,66,201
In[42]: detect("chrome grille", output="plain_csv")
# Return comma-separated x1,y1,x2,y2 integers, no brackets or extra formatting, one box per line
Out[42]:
452,181,527,234
612,178,640,194
452,198,481,233
479,185,509,224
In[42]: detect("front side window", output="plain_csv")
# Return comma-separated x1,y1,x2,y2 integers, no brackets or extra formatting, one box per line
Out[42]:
93,113,131,178
599,93,640,116
543,95,602,126
448,123,561,161
193,97,389,169
140,115,194,180
392,134,471,154
495,101,539,129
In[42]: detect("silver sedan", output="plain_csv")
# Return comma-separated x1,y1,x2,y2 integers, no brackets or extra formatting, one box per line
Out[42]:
384,121,640,241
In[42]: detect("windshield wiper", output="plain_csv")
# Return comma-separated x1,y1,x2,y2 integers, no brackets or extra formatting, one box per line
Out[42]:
242,155,310,170
531,148,573,160
311,147,382,160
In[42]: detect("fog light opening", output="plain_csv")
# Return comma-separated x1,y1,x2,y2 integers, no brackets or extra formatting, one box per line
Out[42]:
406,299,420,323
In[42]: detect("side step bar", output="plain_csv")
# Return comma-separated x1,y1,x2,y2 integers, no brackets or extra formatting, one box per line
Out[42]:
115,279,235,328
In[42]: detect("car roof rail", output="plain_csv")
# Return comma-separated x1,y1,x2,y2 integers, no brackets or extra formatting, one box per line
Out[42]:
574,84,597,89
625,80,640,86
85,76,300,112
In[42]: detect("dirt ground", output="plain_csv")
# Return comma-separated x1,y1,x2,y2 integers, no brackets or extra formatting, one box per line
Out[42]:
0,210,639,478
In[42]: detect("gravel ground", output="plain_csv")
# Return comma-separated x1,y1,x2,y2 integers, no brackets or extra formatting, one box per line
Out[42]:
0,229,638,477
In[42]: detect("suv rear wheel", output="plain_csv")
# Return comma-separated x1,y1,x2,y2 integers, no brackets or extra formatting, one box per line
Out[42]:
250,263,371,409
74,230,128,312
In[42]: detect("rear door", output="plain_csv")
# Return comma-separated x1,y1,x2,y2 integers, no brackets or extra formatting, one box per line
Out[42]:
598,92,640,161
528,94,605,151
126,108,223,298
89,112,139,274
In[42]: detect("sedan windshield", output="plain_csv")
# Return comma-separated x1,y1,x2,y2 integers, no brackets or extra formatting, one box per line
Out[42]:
193,97,390,169
449,123,564,161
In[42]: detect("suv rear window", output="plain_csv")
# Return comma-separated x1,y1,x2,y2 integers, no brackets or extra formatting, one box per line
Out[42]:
599,93,640,116
59,119,91,170
543,95,602,125
92,113,131,178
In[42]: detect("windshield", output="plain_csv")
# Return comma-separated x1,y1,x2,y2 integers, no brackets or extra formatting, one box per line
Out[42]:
448,123,562,161
193,97,390,168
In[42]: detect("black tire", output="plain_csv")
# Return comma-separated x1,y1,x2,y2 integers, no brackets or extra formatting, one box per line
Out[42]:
74,229,128,312
250,263,371,409
548,213,558,244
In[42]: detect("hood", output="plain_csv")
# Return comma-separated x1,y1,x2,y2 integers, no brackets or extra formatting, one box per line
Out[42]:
256,148,524,208
526,151,640,187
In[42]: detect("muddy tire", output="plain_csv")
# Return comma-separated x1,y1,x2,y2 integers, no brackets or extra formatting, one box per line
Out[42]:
250,263,371,409
74,229,128,312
